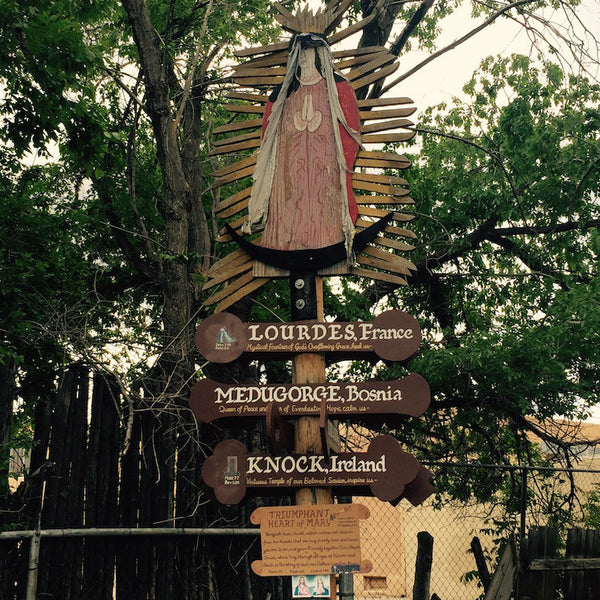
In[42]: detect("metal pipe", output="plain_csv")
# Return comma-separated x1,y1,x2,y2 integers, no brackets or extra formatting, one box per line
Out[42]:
25,516,41,600
0,527,260,541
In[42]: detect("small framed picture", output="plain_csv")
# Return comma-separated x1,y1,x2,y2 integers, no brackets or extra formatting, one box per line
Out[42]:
291,575,330,598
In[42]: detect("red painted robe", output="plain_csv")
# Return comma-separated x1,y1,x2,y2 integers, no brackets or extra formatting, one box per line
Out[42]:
259,79,360,252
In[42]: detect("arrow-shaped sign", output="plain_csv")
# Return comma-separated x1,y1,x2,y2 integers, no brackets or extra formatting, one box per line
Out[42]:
195,310,421,364
190,373,430,422
201,435,434,505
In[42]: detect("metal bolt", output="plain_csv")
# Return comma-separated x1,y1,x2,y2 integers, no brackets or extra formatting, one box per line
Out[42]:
295,299,306,310
294,278,305,289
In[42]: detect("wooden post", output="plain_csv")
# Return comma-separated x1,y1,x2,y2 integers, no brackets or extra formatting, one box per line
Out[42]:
471,536,491,592
413,531,433,600
290,273,336,598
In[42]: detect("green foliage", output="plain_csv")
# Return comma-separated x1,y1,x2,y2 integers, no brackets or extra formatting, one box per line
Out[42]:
370,55,600,518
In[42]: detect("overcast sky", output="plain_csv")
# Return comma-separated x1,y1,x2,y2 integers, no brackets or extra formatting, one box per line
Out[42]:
305,0,600,109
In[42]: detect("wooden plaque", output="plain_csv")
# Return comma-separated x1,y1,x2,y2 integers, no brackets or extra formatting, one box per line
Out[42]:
195,310,421,363
250,503,372,576
190,373,430,422
201,435,433,505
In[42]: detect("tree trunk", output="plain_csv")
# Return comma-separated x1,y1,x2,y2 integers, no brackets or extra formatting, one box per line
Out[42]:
0,356,16,497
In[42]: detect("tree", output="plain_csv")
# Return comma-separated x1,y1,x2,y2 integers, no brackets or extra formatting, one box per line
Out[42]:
1,0,599,597
383,51,599,491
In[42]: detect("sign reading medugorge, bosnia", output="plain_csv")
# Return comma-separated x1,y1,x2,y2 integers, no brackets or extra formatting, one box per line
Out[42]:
201,435,434,505
195,309,421,363
250,503,372,577
190,373,430,422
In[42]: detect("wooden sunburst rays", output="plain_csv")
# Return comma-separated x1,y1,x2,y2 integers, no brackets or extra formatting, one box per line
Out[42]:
203,8,418,312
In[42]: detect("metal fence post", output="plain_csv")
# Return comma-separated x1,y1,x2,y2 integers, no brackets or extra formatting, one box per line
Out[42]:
515,467,528,600
25,516,41,600
520,467,527,544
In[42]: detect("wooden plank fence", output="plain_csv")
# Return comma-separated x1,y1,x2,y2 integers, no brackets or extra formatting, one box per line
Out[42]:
0,364,275,600
520,527,600,600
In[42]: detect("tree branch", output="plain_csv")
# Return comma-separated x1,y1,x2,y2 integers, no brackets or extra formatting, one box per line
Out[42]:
389,0,435,56
380,0,535,94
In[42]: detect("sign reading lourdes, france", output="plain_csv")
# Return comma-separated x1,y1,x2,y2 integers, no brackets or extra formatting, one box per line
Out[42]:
195,309,421,364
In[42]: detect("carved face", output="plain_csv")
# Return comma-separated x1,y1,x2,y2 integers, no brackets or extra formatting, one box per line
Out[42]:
298,47,317,75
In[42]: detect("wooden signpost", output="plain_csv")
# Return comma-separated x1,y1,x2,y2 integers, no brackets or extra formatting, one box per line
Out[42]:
201,435,433,505
190,373,430,422
195,310,421,363
191,3,437,597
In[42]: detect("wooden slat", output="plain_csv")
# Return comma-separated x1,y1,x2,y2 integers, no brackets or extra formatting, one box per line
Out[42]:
233,76,285,87
352,180,412,196
212,129,261,148
214,164,256,187
335,51,387,72
234,41,289,58
212,155,257,178
357,97,413,108
359,107,417,120
213,118,263,135
362,132,416,144
484,542,516,600
372,235,415,252
214,278,270,312
223,104,265,114
356,215,415,228
328,13,377,45
352,172,409,186
349,266,408,286
351,62,399,91
215,186,252,212
356,208,416,230
356,251,412,275
232,66,287,78
355,150,411,169
217,214,246,241
354,195,415,206
226,92,268,103
333,46,390,59
529,558,600,571
204,257,254,290
362,246,416,274
210,137,261,156
216,195,249,219
355,158,410,170
361,118,413,134
207,247,250,274
241,51,288,68
206,249,252,283
346,53,396,82
204,270,256,305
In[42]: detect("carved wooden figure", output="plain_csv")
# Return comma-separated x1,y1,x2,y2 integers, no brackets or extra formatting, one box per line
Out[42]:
205,1,418,310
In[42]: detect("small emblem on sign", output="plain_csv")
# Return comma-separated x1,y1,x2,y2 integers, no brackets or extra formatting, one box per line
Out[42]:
215,327,236,350
224,456,240,486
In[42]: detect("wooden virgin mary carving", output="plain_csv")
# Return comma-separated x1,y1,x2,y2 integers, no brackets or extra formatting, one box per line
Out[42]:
243,32,361,272
205,1,419,311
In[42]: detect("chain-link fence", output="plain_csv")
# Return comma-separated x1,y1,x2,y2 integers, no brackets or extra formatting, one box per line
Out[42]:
2,462,600,599
353,460,600,600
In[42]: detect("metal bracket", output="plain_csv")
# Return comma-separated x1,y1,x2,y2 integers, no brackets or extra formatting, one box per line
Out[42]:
290,271,318,320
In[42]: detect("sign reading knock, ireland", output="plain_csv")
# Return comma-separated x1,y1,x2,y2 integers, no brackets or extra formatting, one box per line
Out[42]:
195,310,421,363
190,373,430,422
202,435,434,505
